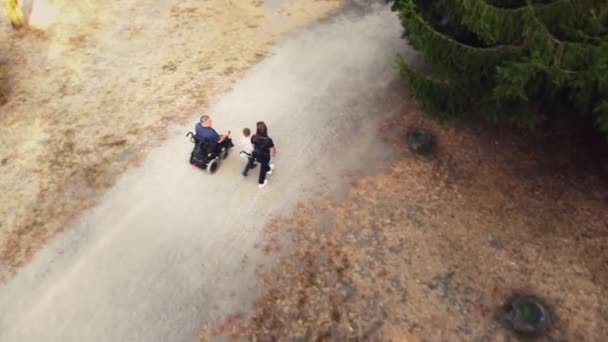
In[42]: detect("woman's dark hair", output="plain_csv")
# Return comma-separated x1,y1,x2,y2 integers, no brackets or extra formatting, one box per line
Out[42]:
256,121,268,137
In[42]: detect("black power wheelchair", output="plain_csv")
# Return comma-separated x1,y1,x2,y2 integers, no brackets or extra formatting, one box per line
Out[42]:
186,131,234,174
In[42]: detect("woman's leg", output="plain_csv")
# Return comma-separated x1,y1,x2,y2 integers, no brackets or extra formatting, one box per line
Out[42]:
258,157,270,185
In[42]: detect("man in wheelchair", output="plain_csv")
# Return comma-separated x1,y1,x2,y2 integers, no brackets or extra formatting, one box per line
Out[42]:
187,114,234,173
194,114,234,155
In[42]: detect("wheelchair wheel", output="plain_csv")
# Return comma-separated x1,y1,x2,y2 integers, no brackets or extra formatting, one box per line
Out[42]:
207,158,219,174
220,148,229,160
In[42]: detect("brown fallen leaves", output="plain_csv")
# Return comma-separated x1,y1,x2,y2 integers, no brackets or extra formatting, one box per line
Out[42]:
201,107,608,341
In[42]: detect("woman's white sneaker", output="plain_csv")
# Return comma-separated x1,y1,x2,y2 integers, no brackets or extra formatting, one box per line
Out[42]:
258,179,268,188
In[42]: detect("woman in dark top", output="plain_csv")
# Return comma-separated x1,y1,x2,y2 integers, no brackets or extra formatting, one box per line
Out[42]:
251,121,277,188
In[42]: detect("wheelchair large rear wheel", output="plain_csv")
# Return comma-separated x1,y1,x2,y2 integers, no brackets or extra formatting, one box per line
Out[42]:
207,158,219,174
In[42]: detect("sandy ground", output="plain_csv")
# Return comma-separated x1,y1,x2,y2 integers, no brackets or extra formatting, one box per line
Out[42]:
0,2,411,341
0,0,344,275
201,106,608,340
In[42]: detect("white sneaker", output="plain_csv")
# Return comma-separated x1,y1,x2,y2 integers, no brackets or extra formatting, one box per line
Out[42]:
258,179,268,188
269,163,275,170
267,170,273,175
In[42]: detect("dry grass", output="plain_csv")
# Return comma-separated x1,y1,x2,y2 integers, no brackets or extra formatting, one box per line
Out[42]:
0,0,345,274
201,104,608,341
0,60,8,106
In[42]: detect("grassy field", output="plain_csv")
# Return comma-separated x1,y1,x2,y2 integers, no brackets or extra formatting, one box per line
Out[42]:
0,0,344,276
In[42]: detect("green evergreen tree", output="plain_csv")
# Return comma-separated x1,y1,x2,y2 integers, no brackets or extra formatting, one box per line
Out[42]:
389,0,608,134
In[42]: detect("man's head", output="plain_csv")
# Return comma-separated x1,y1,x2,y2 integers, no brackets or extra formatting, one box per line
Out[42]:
242,127,251,137
200,115,212,127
